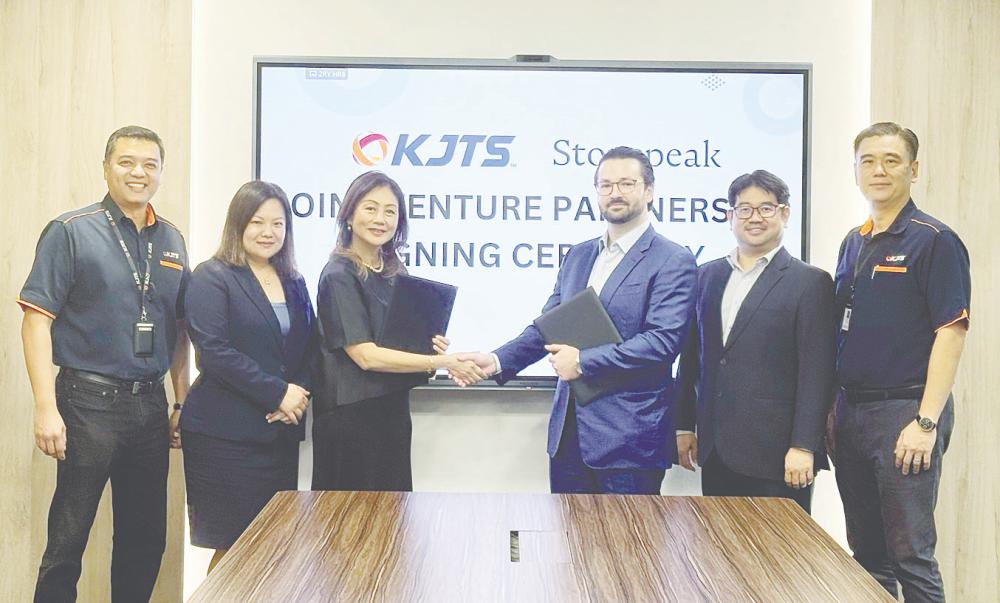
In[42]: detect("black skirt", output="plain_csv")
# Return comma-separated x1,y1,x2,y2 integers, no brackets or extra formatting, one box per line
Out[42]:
182,429,299,549
312,390,413,492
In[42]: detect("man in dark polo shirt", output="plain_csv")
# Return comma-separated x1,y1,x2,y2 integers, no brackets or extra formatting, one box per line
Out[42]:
18,125,190,602
833,122,970,603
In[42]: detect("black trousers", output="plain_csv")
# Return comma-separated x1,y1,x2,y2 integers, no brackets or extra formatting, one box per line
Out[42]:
701,451,813,514
834,396,954,603
34,370,169,603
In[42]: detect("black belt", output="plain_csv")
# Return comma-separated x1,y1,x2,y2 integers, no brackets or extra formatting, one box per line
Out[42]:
62,368,163,395
841,385,924,404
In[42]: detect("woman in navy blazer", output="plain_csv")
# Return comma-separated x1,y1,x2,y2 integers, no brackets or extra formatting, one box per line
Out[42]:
179,181,313,573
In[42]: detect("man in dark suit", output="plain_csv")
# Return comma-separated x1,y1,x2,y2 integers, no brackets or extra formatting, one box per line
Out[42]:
462,146,697,494
674,169,836,512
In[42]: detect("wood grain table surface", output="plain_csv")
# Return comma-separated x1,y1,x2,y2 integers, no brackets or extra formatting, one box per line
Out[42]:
188,491,893,602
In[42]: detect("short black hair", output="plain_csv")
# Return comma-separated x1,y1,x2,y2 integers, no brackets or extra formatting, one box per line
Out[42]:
594,146,654,188
104,125,165,163
853,122,919,162
727,170,790,207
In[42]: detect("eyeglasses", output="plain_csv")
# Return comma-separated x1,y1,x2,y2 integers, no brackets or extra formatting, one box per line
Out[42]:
595,179,642,196
731,203,787,220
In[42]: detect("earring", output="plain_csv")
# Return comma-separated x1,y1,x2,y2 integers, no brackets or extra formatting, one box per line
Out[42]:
347,224,352,231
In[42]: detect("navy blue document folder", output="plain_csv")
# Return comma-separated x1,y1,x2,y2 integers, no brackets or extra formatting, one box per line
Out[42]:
379,274,458,355
533,287,624,405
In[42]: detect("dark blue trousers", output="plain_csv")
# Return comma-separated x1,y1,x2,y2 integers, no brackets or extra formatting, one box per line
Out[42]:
549,397,664,495
701,451,813,514
834,395,954,603
34,370,169,603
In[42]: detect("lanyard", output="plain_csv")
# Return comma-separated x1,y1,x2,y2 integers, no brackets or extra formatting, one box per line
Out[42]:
104,209,153,321
840,232,881,337
849,234,881,301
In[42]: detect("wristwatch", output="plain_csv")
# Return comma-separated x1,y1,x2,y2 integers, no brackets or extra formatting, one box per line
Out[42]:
916,414,937,432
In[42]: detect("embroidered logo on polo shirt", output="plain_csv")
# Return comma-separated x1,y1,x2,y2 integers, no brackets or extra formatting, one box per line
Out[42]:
885,255,906,263
162,251,181,259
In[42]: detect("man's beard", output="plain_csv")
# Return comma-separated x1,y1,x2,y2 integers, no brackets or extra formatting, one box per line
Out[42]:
600,199,643,224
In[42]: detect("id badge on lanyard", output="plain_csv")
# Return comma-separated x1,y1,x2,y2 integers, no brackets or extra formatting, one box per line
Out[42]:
105,209,155,357
843,237,877,333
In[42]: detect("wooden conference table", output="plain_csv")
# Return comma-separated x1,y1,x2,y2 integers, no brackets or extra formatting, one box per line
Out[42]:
189,491,893,602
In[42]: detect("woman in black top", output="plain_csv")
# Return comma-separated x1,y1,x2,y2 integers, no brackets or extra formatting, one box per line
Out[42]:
180,181,313,572
312,171,484,491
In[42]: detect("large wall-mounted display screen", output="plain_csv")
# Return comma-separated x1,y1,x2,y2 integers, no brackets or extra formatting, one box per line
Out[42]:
255,58,810,380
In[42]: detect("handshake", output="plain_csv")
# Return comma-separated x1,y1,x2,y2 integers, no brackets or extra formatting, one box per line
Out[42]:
431,336,583,387
430,334,494,387
440,353,495,386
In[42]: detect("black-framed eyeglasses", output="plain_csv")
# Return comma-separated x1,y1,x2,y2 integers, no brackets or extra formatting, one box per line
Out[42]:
731,203,787,220
595,179,642,196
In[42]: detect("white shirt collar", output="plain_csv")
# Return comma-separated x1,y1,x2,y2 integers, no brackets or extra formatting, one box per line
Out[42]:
600,218,650,254
725,245,783,272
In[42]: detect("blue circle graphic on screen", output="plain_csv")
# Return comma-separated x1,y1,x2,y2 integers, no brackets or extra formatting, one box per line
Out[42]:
743,76,802,136
297,68,409,116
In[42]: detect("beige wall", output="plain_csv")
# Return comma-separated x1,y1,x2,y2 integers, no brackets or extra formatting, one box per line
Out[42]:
185,0,874,593
871,1,1000,601
1,1,191,601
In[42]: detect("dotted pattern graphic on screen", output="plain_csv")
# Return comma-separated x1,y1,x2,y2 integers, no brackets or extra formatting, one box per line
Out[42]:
701,75,726,91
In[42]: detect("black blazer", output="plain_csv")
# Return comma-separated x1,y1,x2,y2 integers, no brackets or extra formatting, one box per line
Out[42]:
180,259,314,443
675,248,836,481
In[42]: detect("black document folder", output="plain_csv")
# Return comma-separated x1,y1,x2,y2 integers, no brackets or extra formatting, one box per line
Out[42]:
533,287,623,405
378,274,458,355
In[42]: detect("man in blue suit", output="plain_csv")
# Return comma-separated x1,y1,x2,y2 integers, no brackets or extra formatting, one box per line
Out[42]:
462,146,697,494
673,170,836,513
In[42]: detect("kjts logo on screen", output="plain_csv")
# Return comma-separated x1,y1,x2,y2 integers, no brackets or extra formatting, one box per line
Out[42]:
352,133,390,166
351,132,515,167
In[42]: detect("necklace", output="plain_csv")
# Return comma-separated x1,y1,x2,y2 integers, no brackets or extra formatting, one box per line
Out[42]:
250,264,276,286
362,256,385,273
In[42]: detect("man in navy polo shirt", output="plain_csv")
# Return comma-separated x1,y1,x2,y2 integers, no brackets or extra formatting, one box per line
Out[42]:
833,122,970,603
19,126,190,602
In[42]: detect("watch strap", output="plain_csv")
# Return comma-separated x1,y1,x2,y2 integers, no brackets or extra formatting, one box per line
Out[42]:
916,414,936,431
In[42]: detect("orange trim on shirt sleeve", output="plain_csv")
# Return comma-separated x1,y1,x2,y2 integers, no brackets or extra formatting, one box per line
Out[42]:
16,298,56,319
159,259,183,271
936,309,969,332
909,218,941,233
